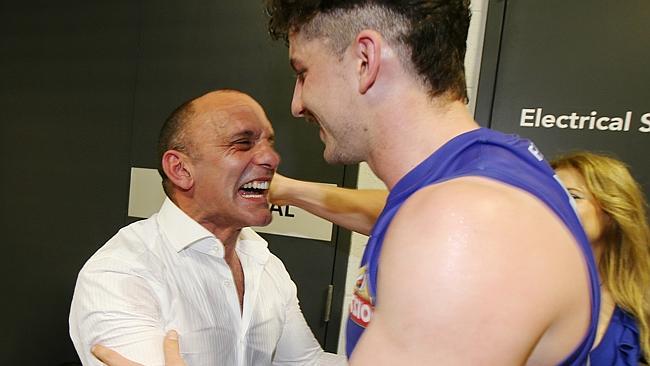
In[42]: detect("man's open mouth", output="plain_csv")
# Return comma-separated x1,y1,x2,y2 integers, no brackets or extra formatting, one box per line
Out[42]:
238,180,270,199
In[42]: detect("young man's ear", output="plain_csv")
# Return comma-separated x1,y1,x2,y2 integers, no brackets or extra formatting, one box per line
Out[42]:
162,150,194,191
355,30,382,94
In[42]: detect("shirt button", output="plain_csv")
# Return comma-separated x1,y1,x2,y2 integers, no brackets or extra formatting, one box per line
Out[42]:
223,280,231,287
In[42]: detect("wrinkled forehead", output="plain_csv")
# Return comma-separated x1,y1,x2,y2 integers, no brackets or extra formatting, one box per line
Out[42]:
225,103,270,126
193,94,274,135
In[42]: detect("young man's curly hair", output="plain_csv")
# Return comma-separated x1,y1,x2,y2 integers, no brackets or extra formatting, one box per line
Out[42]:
264,0,471,101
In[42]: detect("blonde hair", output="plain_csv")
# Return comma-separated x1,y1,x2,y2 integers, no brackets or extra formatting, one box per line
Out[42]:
551,151,650,358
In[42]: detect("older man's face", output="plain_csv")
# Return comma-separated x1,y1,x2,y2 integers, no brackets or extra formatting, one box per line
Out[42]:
188,93,280,231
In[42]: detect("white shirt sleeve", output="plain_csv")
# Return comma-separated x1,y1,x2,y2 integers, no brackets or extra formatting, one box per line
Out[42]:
272,281,347,366
69,257,166,366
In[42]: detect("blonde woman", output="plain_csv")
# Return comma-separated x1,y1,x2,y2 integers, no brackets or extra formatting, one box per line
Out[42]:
552,151,650,365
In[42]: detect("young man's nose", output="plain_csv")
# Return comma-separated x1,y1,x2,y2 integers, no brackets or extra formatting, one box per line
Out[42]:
290,80,305,117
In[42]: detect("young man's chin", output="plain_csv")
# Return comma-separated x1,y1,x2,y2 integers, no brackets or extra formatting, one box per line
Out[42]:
324,148,358,166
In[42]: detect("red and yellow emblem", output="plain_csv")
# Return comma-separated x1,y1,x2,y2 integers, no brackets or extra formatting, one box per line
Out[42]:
349,265,374,328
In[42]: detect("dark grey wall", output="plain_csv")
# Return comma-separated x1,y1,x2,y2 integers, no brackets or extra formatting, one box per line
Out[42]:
1,1,351,364
477,0,650,196
1,2,138,364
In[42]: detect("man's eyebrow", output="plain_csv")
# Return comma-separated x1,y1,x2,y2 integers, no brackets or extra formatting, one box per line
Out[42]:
230,130,255,140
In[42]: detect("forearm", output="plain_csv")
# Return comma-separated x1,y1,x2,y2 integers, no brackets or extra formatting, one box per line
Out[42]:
271,175,387,235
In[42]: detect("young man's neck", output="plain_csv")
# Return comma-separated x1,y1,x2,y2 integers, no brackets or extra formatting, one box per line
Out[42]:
366,98,479,190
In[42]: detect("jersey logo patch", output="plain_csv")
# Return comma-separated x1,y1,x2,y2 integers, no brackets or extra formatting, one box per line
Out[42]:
349,266,374,328
527,142,545,161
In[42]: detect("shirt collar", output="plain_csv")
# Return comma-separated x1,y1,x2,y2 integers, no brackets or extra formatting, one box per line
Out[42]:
157,198,270,263
237,227,271,264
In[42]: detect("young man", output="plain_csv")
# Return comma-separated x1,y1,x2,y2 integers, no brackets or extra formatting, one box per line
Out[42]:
70,90,344,366
264,1,600,364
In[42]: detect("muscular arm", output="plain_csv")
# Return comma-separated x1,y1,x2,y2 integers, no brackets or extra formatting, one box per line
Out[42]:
349,178,590,365
270,173,388,235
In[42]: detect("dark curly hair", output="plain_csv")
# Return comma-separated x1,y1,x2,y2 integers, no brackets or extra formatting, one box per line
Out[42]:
264,0,471,101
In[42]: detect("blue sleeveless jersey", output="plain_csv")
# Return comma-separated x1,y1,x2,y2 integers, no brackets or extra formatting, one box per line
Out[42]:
590,306,643,365
346,128,600,365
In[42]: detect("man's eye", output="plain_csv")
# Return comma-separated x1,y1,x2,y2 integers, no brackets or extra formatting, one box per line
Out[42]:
235,140,252,148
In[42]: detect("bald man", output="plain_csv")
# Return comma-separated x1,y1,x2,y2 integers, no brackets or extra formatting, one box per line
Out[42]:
69,90,343,366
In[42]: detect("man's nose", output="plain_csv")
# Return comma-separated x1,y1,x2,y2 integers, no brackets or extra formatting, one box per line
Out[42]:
290,80,304,117
254,142,280,170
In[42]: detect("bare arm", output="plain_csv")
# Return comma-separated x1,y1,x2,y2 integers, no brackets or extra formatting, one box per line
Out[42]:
270,173,388,235
349,178,588,365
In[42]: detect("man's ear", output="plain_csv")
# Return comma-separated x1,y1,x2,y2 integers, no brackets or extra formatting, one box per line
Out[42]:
162,150,194,191
355,30,382,94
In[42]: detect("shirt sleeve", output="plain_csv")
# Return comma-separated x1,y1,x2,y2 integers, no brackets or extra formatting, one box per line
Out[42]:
69,257,166,366
271,280,347,366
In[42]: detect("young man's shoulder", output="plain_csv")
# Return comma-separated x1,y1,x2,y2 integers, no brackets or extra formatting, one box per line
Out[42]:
398,176,547,222
389,175,583,259
372,175,592,364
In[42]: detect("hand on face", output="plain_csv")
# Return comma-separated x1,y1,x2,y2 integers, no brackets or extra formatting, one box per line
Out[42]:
91,330,187,366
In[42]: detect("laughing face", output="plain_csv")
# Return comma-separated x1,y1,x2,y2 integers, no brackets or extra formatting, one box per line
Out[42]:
187,92,280,232
288,32,367,165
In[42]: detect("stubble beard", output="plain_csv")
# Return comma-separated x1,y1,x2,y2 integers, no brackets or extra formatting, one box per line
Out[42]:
323,140,363,165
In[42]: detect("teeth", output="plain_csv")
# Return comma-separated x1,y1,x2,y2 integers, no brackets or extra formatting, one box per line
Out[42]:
241,192,263,198
242,181,269,190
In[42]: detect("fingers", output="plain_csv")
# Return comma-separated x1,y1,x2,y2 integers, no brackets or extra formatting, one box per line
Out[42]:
163,330,187,366
91,344,142,366
91,332,184,366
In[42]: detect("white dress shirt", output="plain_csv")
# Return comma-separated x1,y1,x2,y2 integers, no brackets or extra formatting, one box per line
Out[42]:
69,198,345,366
